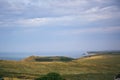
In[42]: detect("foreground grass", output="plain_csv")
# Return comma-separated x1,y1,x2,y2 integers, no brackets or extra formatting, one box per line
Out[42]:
2,73,116,80
63,73,115,80
0,53,120,80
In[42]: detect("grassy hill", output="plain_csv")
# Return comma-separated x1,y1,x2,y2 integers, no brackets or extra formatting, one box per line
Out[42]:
0,53,120,80
22,56,75,62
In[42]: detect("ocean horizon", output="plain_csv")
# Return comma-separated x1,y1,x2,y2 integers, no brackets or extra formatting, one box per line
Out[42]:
0,51,87,61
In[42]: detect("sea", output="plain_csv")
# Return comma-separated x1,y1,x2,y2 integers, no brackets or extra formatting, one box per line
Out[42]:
0,51,87,61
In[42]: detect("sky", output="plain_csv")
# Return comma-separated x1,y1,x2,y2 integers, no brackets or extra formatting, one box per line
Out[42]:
0,0,120,57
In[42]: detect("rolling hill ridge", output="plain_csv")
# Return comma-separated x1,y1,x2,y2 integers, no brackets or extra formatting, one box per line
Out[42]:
22,56,75,62
0,53,120,80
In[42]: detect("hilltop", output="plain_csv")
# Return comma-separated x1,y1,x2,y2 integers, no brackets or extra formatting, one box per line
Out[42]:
0,53,120,80
22,56,75,62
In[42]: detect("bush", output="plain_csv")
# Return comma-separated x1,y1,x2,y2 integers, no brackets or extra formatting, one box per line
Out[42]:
36,72,65,80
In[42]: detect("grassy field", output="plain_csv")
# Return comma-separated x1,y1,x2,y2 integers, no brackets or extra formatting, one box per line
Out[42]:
0,53,120,80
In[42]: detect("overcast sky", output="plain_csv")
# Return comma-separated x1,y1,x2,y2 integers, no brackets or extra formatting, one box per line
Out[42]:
0,0,120,56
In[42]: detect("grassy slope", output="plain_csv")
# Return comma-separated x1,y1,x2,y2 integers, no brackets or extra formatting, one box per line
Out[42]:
0,54,120,80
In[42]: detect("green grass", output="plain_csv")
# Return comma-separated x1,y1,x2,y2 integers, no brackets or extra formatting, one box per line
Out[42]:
63,73,115,80
0,53,120,80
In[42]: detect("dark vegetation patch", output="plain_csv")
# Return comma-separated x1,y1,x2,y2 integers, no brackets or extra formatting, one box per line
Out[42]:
22,56,75,62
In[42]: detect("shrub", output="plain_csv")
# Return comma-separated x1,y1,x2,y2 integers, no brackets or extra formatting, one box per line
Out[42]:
36,72,65,80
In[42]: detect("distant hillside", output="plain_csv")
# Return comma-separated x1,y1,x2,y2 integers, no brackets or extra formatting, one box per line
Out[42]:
0,53,120,80
87,51,120,55
22,56,75,62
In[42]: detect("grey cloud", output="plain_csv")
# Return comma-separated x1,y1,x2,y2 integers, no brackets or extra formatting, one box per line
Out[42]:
0,0,119,17
0,0,120,27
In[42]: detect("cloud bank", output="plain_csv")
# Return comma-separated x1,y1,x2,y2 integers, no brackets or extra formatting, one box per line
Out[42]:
0,0,120,52
0,0,120,27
